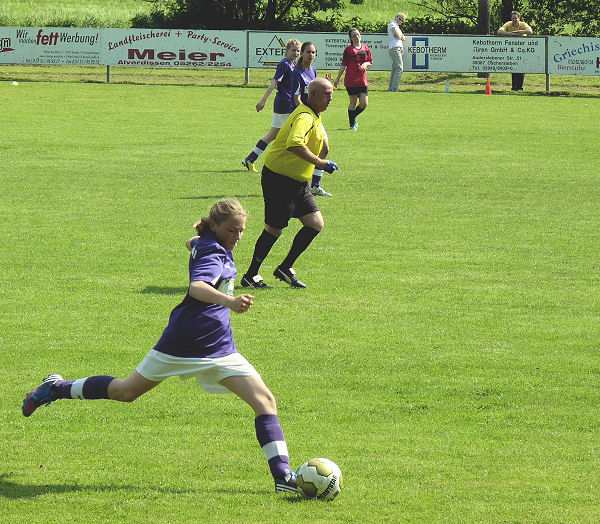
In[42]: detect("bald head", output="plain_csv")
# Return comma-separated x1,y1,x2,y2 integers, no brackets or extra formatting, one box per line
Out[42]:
307,77,334,114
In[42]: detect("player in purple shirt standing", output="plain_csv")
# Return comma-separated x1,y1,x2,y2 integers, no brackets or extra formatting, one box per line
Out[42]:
242,39,301,173
292,41,333,197
22,199,301,494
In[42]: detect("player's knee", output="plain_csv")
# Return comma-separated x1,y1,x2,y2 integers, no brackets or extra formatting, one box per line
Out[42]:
108,380,142,402
257,390,277,415
312,218,324,232
113,390,141,403
265,224,283,237
120,393,139,403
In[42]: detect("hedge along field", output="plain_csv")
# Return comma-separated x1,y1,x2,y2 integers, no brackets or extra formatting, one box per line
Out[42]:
0,0,423,28
1,80,599,523
0,0,153,27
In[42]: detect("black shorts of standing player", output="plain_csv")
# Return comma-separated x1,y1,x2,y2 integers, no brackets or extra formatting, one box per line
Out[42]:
345,86,368,97
261,166,319,230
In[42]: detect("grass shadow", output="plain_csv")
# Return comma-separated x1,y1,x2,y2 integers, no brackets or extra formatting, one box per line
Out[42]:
0,473,135,500
140,286,187,296
0,473,303,500
178,193,261,200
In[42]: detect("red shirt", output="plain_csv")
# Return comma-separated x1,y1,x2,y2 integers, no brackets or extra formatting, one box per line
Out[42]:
341,44,373,87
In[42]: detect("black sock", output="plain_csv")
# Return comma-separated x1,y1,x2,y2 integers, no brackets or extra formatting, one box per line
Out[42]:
354,105,364,119
247,229,278,276
348,108,355,126
280,227,319,270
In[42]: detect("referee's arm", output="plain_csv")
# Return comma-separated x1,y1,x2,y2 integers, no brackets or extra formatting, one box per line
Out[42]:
287,145,329,170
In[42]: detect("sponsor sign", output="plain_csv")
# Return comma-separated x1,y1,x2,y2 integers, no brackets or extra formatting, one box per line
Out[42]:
548,37,600,75
403,35,545,73
0,27,597,77
101,29,246,67
247,31,389,71
0,27,100,65
247,32,545,74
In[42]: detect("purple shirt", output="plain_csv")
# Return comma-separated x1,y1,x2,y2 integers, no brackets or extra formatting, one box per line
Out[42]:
153,234,237,358
273,58,296,114
293,65,317,105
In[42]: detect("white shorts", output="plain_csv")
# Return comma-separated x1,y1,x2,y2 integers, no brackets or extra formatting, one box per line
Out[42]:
271,112,290,128
136,349,261,394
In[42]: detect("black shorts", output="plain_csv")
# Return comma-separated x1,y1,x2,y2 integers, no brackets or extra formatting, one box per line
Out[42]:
261,166,319,229
346,86,368,96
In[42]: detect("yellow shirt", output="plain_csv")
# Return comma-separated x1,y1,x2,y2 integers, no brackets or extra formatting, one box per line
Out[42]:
264,104,324,182
500,21,532,34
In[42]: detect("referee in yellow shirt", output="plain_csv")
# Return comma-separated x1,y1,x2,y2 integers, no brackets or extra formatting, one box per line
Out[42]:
241,78,339,289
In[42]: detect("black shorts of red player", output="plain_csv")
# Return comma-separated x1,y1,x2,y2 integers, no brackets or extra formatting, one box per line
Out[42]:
345,86,368,96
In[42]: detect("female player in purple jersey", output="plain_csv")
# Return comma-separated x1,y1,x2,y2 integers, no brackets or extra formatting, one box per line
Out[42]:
242,39,301,173
22,199,301,494
292,41,333,197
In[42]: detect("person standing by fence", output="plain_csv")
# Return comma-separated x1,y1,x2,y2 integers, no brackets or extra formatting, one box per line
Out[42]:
387,13,407,92
497,11,533,91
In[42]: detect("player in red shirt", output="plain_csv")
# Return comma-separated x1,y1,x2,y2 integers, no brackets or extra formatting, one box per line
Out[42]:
333,28,373,130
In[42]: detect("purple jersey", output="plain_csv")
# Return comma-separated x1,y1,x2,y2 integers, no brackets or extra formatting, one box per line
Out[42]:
153,234,237,358
293,65,317,105
273,58,296,114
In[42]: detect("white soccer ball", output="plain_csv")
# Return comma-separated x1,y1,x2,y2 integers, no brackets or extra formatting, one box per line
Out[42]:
296,458,343,501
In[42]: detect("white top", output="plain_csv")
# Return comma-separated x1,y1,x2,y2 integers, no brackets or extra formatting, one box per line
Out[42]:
388,20,404,49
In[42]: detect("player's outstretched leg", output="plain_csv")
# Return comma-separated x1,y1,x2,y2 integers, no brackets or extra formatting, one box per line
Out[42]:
22,374,118,416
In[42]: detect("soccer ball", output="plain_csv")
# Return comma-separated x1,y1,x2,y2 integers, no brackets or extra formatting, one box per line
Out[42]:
296,458,343,501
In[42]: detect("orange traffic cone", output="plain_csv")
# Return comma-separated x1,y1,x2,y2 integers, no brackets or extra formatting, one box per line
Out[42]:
484,78,492,95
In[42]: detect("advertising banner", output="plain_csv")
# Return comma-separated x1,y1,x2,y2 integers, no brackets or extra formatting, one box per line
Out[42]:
403,35,545,73
101,29,246,68
547,37,600,75
1,27,596,79
247,31,388,71
0,27,101,65
247,32,546,74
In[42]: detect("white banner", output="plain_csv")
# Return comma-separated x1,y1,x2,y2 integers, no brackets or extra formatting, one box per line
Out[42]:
1,27,598,77
101,29,246,67
247,32,546,74
547,37,600,75
247,31,388,71
403,35,546,73
0,27,101,65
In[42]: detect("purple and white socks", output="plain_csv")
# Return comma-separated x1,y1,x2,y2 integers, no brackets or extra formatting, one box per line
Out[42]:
52,375,115,400
246,139,268,163
255,413,293,481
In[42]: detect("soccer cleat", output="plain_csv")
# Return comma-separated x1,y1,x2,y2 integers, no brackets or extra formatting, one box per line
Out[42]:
310,185,332,197
350,122,358,131
275,472,302,494
22,374,63,417
242,158,258,172
273,266,306,288
240,274,271,289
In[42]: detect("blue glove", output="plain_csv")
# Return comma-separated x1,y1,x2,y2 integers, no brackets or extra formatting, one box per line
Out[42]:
323,160,340,173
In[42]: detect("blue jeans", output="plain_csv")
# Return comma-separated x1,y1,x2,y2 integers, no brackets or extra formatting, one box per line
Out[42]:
388,47,404,91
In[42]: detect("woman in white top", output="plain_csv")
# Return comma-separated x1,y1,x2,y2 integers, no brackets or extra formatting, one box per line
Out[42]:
387,13,407,92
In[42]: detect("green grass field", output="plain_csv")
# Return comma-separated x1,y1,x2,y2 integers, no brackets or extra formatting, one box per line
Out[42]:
1,79,599,522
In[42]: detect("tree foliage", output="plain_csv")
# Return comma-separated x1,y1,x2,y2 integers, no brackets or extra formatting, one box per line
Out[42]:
136,0,600,36
409,0,600,36
142,0,345,30
526,0,600,36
